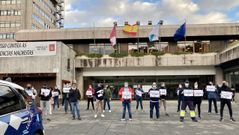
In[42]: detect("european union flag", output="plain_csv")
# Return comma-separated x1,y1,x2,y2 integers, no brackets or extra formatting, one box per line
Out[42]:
173,22,186,41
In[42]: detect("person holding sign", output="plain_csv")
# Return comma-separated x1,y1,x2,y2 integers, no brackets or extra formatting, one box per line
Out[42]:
180,81,197,122
176,84,184,112
69,82,81,120
193,82,203,119
62,83,72,114
206,82,218,114
86,85,95,110
52,86,61,111
39,84,52,121
94,83,105,118
25,83,37,104
119,82,134,121
148,82,160,119
135,84,144,111
218,81,236,122
159,82,169,116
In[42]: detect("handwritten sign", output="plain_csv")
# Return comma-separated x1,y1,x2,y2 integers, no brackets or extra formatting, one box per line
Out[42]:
183,89,194,97
150,90,160,98
194,90,204,97
221,91,233,99
159,89,167,95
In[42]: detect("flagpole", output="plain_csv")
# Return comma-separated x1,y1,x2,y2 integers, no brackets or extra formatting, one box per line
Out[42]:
137,21,140,52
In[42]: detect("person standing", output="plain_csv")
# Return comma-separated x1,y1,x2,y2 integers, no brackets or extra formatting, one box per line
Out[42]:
219,81,236,122
62,83,72,114
179,81,197,122
103,84,112,112
94,83,105,118
148,82,160,119
176,84,184,112
39,84,52,121
52,86,61,111
86,85,95,110
119,82,134,121
159,82,169,116
25,83,37,104
206,82,218,114
135,84,144,111
193,82,203,119
69,82,81,120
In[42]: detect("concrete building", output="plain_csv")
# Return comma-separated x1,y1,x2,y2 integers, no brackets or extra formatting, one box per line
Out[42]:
1,22,239,100
0,0,64,41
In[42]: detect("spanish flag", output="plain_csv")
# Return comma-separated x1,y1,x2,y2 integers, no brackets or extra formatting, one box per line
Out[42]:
123,24,139,36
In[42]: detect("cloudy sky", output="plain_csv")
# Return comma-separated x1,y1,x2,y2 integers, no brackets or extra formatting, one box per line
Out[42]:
64,0,239,28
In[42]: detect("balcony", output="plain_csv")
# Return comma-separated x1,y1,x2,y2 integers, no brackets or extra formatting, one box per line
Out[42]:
75,53,217,68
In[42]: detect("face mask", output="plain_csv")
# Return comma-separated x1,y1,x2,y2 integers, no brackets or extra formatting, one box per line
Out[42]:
179,85,182,88
194,85,198,89
185,83,189,87
124,84,128,87
161,84,165,87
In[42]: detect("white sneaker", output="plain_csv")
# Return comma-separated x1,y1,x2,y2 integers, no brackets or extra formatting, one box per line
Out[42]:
109,110,112,112
101,114,105,118
121,118,126,121
94,114,97,118
129,119,133,121
103,110,105,113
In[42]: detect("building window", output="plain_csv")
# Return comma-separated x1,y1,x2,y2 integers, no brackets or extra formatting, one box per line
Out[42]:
89,43,114,54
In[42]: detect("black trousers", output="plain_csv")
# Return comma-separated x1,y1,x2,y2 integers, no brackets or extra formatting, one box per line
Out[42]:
87,98,94,110
220,99,233,118
208,98,218,113
193,100,202,117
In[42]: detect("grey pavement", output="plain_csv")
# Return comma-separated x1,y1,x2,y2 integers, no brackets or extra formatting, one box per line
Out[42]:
44,100,239,135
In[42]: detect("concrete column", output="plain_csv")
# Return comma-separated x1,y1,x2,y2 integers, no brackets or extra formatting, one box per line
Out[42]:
215,67,223,84
168,42,177,53
76,69,84,99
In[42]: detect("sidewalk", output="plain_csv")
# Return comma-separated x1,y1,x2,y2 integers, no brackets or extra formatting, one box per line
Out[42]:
44,100,239,135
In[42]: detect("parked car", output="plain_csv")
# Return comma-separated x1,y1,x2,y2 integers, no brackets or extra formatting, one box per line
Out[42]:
0,80,44,135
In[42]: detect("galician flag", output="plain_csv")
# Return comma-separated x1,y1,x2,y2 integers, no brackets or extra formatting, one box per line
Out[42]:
148,22,160,42
110,26,116,46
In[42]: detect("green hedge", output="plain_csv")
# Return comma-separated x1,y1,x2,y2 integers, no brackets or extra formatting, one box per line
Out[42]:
130,52,145,57
150,51,165,56
86,53,103,58
171,52,190,55
109,52,128,58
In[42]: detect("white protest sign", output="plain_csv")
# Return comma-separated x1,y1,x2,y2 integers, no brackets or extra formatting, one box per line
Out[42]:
221,91,233,100
159,89,167,95
41,88,50,96
206,86,216,92
52,92,59,97
122,91,132,99
86,90,93,96
150,90,160,98
183,89,194,97
63,87,70,93
25,90,33,96
136,90,143,97
194,90,204,97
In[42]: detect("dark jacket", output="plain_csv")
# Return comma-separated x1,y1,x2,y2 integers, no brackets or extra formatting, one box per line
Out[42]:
182,87,193,101
39,88,52,101
193,88,203,102
69,88,81,102
148,87,160,102
95,86,104,100
159,86,167,100
177,87,184,99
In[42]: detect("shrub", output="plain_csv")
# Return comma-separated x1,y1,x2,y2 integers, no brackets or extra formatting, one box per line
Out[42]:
151,51,165,56
86,53,103,58
172,52,190,55
130,51,145,57
109,52,128,58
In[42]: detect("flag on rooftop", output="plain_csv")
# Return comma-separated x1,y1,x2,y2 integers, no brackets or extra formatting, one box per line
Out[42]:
173,22,186,41
110,25,116,46
148,22,160,42
123,23,139,36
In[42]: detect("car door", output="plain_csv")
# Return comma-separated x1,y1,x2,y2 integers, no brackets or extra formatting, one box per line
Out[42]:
0,85,31,135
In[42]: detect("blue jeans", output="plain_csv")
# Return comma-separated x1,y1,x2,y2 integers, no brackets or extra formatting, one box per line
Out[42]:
103,98,111,110
122,100,132,119
208,98,218,113
71,101,80,118
150,101,160,118
64,99,72,113
53,97,59,110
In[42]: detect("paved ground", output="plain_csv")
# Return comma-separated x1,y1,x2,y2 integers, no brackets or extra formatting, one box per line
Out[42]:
44,100,239,135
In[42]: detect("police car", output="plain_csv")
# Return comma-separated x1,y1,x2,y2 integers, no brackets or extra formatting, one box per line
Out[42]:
0,80,44,135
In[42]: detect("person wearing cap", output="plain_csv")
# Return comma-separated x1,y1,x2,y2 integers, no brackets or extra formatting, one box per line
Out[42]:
179,81,197,122
39,84,52,121
94,83,105,118
25,83,37,104
69,82,81,120
176,84,184,112
118,82,134,121
193,82,204,119
148,82,160,119
159,82,169,116
218,81,236,122
135,84,144,111
206,81,218,114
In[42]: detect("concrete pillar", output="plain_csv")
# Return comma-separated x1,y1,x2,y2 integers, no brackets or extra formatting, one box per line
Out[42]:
120,43,128,54
74,44,89,54
168,42,177,53
215,67,223,84
76,69,84,99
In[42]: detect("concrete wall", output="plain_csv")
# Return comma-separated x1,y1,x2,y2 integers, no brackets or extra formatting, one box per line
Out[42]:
75,53,217,68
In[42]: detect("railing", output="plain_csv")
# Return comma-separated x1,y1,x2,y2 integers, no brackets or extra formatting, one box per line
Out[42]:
75,53,217,68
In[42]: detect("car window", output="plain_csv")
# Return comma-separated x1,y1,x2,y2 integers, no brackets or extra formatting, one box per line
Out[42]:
0,85,23,115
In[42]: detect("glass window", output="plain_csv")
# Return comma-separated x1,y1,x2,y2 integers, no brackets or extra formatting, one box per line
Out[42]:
12,0,16,4
0,85,23,115
5,22,10,28
6,0,11,4
0,22,4,28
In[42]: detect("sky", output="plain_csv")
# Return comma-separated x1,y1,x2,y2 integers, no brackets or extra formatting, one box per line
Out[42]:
64,0,239,28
